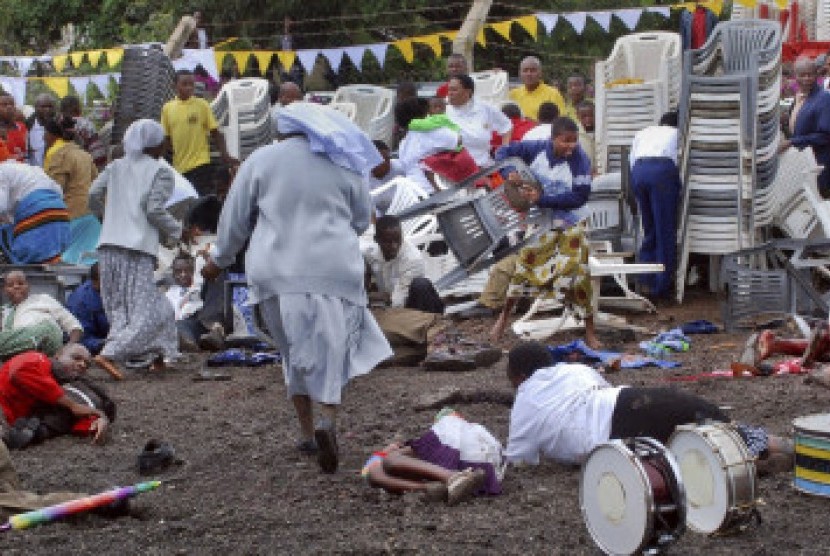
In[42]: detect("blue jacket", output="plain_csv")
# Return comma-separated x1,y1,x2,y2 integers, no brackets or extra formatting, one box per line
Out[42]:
792,84,830,189
66,280,109,355
494,140,592,227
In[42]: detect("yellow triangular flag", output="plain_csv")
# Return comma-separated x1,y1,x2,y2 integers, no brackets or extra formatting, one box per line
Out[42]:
87,50,103,68
252,51,273,75
52,55,68,73
514,15,538,40
231,51,251,73
413,34,443,58
490,20,514,42
70,52,86,68
774,0,787,7
441,31,458,42
393,40,414,64
104,48,123,67
42,77,69,98
476,29,486,47
277,51,297,71
734,0,757,7
215,51,229,72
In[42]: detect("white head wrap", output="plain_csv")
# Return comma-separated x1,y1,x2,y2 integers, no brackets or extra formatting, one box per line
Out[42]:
123,119,165,158
276,102,382,176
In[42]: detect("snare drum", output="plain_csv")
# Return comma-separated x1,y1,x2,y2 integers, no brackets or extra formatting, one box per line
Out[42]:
580,438,686,555
668,423,757,534
793,413,830,497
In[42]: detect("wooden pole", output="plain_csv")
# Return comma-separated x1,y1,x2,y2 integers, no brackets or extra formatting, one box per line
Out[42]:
452,0,493,70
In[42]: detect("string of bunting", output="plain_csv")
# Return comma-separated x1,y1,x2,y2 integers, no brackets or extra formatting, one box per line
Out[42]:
0,74,120,107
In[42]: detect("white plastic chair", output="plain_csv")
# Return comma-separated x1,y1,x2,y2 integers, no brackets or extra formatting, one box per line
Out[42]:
331,85,396,145
817,0,830,40
470,70,509,106
327,101,357,121
372,177,437,239
211,78,272,160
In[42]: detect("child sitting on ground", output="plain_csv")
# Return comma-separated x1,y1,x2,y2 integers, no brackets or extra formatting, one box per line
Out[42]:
0,271,82,361
66,263,109,356
361,409,502,505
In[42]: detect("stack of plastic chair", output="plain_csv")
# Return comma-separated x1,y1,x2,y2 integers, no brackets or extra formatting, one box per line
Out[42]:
817,0,830,39
594,32,682,174
210,78,272,161
674,19,782,302
470,70,509,107
111,46,175,144
331,85,395,145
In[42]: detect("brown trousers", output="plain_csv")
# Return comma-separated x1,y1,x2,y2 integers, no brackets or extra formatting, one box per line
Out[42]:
372,307,443,364
478,255,518,310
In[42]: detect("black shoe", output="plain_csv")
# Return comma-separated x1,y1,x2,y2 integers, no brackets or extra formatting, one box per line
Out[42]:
296,439,318,455
137,440,177,475
6,418,40,450
314,419,338,474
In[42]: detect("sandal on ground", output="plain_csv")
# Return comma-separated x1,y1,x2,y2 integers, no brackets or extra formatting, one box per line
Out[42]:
137,440,178,475
420,481,448,504
296,439,318,456
446,468,485,506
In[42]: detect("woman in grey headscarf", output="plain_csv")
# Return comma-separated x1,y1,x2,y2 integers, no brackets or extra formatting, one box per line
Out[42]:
88,119,181,378
202,103,393,474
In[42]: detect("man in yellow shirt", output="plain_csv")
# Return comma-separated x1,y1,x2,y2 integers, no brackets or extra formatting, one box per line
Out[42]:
508,56,565,121
161,70,236,195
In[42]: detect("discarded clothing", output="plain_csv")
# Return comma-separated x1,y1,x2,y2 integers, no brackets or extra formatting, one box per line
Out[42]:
680,320,719,335
548,340,680,369
639,328,690,357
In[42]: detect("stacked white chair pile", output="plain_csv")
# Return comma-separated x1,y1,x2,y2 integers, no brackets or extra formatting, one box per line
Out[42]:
817,0,830,39
675,19,783,302
112,46,175,145
211,78,272,161
470,70,509,107
331,85,396,145
731,0,812,41
594,32,682,174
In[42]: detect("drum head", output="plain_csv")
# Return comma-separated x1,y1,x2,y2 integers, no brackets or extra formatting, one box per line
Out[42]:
793,413,830,439
580,441,652,555
668,429,731,534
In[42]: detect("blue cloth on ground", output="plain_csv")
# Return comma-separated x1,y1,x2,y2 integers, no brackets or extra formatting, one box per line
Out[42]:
62,214,101,264
548,340,680,369
680,320,719,335
639,328,690,357
66,279,109,355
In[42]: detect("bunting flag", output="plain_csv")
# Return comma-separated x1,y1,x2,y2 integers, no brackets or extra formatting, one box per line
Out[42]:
367,43,388,68
536,13,559,34
563,12,588,35
0,77,26,106
276,50,296,71
87,50,104,68
392,40,414,64
252,51,273,74
647,6,671,18
90,75,113,99
16,57,35,77
590,12,613,32
413,34,443,58
343,46,366,71
69,76,91,100
490,20,514,42
297,50,320,73
52,55,69,73
103,48,123,67
476,29,486,47
513,15,538,40
615,8,643,31
214,51,228,73
440,31,458,42
230,51,250,72
320,48,345,73
41,77,69,98
70,52,86,68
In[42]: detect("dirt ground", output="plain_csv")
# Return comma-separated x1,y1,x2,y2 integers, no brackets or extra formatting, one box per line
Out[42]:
1,290,829,555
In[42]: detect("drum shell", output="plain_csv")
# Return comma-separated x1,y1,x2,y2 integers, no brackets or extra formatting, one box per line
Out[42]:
793,413,830,497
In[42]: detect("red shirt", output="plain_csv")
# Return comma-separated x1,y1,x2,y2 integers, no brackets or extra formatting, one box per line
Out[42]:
436,82,450,98
0,352,64,425
1,122,27,162
491,117,537,149
692,6,708,49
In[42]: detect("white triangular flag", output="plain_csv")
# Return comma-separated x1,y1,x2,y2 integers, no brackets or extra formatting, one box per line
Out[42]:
320,48,345,74
343,46,367,71
590,12,612,32
297,50,320,73
367,43,388,68
69,76,91,100
16,57,34,77
112,72,121,84
615,9,643,31
647,7,670,18
0,77,26,107
90,75,112,98
563,12,587,35
535,13,559,35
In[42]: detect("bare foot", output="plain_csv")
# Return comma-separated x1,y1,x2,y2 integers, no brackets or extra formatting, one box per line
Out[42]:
93,355,124,380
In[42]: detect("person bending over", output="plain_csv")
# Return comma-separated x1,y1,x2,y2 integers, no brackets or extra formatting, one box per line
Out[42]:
504,341,793,473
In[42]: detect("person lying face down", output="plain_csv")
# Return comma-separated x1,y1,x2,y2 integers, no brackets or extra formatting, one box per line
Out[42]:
504,341,793,472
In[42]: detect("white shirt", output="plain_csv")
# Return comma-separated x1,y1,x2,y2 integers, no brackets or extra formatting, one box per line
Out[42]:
505,363,625,466
362,240,426,307
28,120,46,167
629,125,678,167
397,127,460,195
365,159,405,214
165,285,203,320
0,162,62,222
1,293,82,333
521,123,551,142
446,99,512,166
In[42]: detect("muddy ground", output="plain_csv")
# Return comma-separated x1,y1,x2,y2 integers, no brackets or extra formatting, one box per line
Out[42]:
1,290,829,555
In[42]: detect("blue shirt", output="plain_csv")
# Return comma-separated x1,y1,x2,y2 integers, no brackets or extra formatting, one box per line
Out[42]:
66,280,109,354
494,140,592,227
792,84,830,187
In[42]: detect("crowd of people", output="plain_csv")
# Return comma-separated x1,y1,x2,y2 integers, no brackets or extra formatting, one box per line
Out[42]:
0,40,821,521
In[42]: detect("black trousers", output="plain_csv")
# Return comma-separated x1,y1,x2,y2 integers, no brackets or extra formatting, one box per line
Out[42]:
183,164,215,196
609,387,728,444
404,277,444,315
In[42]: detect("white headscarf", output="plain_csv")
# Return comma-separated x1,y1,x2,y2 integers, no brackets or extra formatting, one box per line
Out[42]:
123,119,165,159
276,102,382,176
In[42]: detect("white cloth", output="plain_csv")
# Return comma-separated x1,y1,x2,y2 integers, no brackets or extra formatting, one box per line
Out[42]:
362,240,426,307
446,99,512,166
366,159,404,214
123,119,165,159
521,123,551,142
1,293,81,333
0,161,62,222
258,293,392,404
275,102,382,176
28,121,46,167
629,125,678,167
397,127,459,194
505,363,625,466
165,285,203,320
432,414,505,481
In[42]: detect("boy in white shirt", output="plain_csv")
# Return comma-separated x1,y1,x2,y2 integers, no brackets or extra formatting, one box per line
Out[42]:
165,253,224,352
